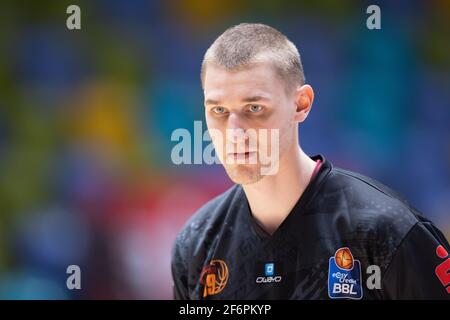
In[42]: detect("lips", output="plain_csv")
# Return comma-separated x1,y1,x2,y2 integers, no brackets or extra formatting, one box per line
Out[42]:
226,151,258,162
227,150,257,155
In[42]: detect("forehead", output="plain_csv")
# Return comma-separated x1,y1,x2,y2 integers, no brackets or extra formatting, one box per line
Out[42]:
203,62,285,101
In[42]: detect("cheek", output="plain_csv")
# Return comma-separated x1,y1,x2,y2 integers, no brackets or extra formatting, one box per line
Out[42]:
259,106,292,130
205,112,226,128
206,123,226,158
259,107,294,152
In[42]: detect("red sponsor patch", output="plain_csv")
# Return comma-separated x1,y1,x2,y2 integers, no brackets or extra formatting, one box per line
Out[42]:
435,245,450,294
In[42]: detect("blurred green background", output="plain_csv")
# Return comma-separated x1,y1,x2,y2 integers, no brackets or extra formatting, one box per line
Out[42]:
0,0,449,299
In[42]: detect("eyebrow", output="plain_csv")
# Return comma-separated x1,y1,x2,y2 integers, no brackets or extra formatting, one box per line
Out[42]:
205,99,220,105
242,95,271,103
205,95,271,105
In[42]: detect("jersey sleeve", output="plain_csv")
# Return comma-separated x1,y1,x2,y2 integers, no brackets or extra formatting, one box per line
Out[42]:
171,237,190,300
382,218,450,299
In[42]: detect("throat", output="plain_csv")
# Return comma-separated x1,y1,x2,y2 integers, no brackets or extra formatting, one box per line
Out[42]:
243,151,319,236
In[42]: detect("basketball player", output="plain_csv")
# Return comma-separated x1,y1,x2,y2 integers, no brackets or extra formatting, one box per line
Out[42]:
171,23,450,299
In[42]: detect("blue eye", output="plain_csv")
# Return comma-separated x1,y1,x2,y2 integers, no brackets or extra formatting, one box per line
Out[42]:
248,105,263,113
212,106,227,114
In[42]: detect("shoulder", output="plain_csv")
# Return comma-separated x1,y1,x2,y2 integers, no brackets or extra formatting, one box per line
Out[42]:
327,167,450,298
328,166,422,226
172,184,244,261
319,166,426,266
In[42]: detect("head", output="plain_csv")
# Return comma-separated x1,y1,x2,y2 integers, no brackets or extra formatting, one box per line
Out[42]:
202,23,314,185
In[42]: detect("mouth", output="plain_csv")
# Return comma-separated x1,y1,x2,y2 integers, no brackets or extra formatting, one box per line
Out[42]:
226,151,258,162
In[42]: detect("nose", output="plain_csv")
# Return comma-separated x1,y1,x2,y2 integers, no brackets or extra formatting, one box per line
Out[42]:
226,113,248,144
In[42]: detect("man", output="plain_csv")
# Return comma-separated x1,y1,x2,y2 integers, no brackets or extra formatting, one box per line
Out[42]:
171,23,450,299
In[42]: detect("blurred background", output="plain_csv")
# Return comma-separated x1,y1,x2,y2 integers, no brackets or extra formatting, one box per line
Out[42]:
0,0,449,299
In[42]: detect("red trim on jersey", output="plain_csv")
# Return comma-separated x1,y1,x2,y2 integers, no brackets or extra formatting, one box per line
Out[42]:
310,159,323,182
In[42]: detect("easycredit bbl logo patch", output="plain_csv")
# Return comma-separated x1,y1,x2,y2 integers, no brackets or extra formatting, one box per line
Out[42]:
328,247,363,299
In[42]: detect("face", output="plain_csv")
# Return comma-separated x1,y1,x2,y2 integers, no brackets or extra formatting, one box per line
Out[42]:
203,62,309,185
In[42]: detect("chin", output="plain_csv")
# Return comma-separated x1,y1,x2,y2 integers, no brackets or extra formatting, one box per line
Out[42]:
225,164,264,185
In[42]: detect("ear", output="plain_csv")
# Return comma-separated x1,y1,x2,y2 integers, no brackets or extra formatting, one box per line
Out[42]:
293,85,314,123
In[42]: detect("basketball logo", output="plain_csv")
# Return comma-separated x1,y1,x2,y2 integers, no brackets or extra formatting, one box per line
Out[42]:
200,259,229,298
328,247,362,299
334,247,354,270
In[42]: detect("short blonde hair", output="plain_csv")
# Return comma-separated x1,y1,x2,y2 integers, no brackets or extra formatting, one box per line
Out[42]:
201,23,305,92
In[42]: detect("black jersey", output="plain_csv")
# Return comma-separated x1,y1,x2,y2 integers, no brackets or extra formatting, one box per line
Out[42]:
171,154,450,300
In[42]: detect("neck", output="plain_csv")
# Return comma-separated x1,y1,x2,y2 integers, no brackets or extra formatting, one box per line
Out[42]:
242,144,317,235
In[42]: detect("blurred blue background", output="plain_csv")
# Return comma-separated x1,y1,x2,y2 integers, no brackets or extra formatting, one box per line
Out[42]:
0,0,449,299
